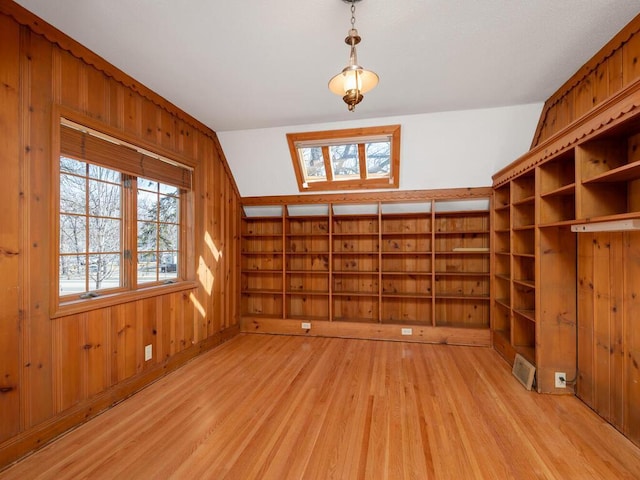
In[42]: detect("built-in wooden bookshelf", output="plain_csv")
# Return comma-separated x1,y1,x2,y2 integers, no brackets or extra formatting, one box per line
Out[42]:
491,78,640,394
240,190,491,346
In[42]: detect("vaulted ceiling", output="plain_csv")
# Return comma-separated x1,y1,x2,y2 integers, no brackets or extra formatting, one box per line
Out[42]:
13,0,640,133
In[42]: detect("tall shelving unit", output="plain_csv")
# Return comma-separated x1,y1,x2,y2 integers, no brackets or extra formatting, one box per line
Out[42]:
240,190,492,345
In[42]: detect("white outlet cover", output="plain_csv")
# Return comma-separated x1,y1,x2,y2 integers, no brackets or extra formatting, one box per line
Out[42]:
144,344,152,361
401,328,413,336
301,322,311,330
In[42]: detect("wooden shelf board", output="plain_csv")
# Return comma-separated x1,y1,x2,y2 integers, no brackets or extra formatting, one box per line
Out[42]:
513,278,535,288
434,321,490,328
540,182,575,198
332,251,379,255
381,251,431,255
333,291,379,297
512,252,535,259
242,289,283,295
434,210,489,217
434,230,489,235
573,211,640,224
286,270,329,274
286,290,330,296
493,329,511,343
241,251,284,255
512,195,535,206
515,345,536,365
513,309,536,322
435,294,490,300
241,269,283,274
381,271,432,276
582,159,640,184
495,274,511,282
241,234,283,238
381,231,431,236
434,271,490,277
494,228,510,234
494,298,511,309
332,232,379,236
495,251,511,256
512,225,535,231
285,251,330,255
494,204,510,212
538,219,576,228
332,317,381,324
381,292,432,299
286,233,329,237
332,271,380,275
434,251,490,255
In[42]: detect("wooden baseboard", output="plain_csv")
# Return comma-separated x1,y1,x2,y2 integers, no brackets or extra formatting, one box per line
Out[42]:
0,325,239,471
241,317,490,347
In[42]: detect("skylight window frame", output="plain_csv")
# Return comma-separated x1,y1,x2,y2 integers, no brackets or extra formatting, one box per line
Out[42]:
287,125,401,192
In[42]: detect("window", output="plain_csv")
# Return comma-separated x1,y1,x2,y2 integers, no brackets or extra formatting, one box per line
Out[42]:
287,125,401,191
57,119,192,305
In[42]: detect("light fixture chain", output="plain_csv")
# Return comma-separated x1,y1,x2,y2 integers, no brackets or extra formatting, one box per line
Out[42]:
350,2,356,28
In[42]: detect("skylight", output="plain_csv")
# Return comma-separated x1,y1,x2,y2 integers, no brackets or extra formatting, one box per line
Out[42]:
287,125,401,191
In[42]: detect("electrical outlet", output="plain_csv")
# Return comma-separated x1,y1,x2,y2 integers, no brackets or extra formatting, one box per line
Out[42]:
301,322,311,330
144,344,152,361
401,328,413,336
555,372,566,388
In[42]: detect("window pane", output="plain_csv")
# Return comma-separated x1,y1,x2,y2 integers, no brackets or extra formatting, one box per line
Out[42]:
88,254,120,291
60,215,86,254
60,174,86,214
330,144,359,178
60,156,85,175
137,252,157,284
88,180,121,217
299,147,326,180
159,194,178,223
159,252,178,280
59,255,86,295
159,183,179,196
138,189,157,220
88,164,121,183
365,141,391,175
138,221,157,251
159,223,179,251
89,218,121,253
138,178,158,192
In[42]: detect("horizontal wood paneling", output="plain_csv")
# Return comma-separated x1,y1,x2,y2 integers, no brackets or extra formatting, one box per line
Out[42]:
0,4,241,469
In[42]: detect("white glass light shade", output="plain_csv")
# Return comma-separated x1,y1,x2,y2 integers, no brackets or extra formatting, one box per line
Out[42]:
329,66,379,95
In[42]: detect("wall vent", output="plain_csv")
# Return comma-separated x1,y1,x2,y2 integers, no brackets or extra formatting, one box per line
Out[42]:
512,354,536,390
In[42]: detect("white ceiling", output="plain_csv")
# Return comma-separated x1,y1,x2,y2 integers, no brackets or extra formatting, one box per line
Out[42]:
13,0,640,133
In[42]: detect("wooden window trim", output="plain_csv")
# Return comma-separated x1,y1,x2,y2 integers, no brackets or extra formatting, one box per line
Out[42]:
286,125,401,192
51,107,195,318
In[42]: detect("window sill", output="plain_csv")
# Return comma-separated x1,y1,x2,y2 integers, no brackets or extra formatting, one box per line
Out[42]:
51,280,198,319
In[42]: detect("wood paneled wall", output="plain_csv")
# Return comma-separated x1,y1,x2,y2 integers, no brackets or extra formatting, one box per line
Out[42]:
532,13,640,147
577,232,640,446
0,2,240,468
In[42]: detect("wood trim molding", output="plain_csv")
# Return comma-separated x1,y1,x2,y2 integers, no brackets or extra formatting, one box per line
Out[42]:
0,325,240,470
241,317,491,347
241,187,493,206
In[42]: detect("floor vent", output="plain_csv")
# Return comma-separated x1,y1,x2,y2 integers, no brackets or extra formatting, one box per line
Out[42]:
512,354,536,390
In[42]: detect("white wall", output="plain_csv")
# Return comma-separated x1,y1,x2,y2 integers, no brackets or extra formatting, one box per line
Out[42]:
218,103,543,198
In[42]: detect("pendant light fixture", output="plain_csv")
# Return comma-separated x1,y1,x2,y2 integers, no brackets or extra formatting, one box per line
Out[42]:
328,0,378,112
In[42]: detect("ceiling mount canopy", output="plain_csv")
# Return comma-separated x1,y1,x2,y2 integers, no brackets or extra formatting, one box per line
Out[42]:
328,0,379,112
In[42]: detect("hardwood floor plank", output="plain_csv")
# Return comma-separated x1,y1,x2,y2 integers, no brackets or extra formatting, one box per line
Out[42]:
2,334,640,479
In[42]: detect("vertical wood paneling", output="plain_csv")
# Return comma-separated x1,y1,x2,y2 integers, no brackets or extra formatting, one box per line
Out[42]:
593,62,609,107
622,31,640,86
608,48,624,94
85,309,111,398
578,232,640,445
0,14,22,443
577,234,595,405
85,66,109,122
592,234,612,420
625,232,640,443
0,5,241,468
54,314,83,413
23,29,54,428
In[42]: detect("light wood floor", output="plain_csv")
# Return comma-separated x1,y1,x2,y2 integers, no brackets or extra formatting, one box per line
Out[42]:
3,334,640,479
